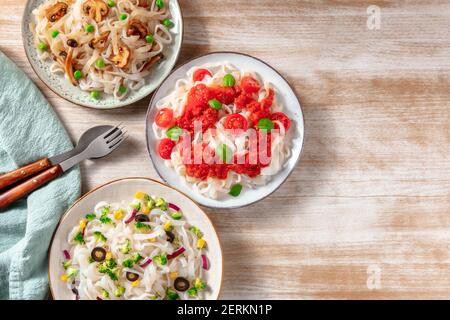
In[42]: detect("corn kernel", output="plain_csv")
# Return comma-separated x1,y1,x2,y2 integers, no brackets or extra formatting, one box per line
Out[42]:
164,222,172,232
106,252,112,260
60,274,69,282
135,191,146,200
169,272,178,279
141,206,150,214
148,238,157,242
131,280,140,287
114,209,123,220
79,219,87,229
197,238,206,249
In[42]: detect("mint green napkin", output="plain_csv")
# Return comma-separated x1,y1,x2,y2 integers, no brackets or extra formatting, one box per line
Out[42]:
0,51,81,299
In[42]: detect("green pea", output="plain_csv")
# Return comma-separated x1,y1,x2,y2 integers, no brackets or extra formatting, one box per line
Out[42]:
90,90,100,99
145,34,154,44
208,99,222,110
107,0,116,7
257,118,274,131
156,0,164,9
95,58,105,68
119,85,127,94
73,70,83,80
162,19,173,28
37,42,48,51
51,30,59,38
171,211,182,220
229,184,243,197
119,13,128,21
217,144,233,163
85,24,94,33
166,126,183,141
223,74,235,87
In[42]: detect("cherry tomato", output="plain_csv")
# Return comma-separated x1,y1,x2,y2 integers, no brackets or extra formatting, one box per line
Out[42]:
155,108,174,128
241,76,261,94
158,138,176,160
224,114,248,130
270,112,291,131
193,68,212,82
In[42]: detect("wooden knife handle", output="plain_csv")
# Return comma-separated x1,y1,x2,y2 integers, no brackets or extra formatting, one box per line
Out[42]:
0,158,52,190
0,164,62,210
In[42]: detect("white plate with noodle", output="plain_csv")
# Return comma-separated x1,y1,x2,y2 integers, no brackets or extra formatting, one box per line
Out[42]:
145,52,304,209
48,177,223,300
22,0,183,109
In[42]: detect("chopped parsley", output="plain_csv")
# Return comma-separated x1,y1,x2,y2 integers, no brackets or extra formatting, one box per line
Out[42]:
93,231,107,242
73,231,85,244
85,213,96,221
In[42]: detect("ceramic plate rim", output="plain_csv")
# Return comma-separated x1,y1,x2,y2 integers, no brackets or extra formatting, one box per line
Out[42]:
21,0,184,109
47,176,223,300
145,51,305,209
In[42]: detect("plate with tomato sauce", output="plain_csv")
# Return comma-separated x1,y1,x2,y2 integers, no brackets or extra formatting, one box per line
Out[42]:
146,52,304,208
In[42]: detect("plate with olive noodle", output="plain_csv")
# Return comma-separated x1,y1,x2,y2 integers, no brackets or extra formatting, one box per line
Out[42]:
22,0,183,109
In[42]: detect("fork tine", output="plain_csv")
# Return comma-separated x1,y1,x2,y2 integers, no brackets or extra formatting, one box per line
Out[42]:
107,130,126,146
108,135,127,151
106,127,125,143
102,125,121,139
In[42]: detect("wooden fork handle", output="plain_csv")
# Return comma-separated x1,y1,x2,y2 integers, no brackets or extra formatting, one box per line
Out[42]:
0,158,52,190
0,164,62,210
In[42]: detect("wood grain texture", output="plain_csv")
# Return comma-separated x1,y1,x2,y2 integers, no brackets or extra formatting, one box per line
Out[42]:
0,158,51,190
1,0,449,299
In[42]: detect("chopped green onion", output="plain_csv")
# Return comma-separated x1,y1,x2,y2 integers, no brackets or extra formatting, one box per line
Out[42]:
120,239,131,254
66,268,79,278
90,90,100,100
131,202,141,211
135,221,150,230
155,198,167,210
119,85,127,94
114,286,125,297
99,210,112,224
107,0,116,7
187,287,198,297
171,211,182,220
133,253,143,263
153,254,167,266
145,34,154,44
223,74,235,87
217,144,233,163
119,13,128,21
51,30,59,38
208,99,222,110
101,289,109,298
189,226,203,238
122,259,134,268
73,232,85,244
156,0,164,9
85,24,94,33
166,288,178,300
37,42,48,51
93,231,107,242
257,118,274,131
95,58,105,68
85,213,96,221
166,126,182,141
194,278,206,290
229,184,243,197
162,19,173,28
73,70,82,80
62,260,72,270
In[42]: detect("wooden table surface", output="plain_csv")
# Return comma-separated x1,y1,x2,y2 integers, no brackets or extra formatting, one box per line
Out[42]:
1,0,450,299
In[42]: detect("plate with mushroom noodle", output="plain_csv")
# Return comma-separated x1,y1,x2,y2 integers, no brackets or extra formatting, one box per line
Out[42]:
22,0,183,108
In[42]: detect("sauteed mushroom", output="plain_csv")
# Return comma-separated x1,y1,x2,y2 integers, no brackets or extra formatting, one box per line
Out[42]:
111,44,131,68
45,2,68,22
82,0,109,23
89,31,110,51
126,19,148,39
141,53,162,71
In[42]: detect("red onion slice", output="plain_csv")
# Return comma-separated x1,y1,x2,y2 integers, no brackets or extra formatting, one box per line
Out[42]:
168,203,180,212
201,254,209,270
124,209,137,224
139,257,152,268
96,297,103,300
168,247,185,260
63,250,71,260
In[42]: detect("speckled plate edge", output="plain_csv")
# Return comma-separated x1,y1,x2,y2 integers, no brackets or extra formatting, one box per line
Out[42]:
48,177,223,300
145,51,305,209
21,0,184,109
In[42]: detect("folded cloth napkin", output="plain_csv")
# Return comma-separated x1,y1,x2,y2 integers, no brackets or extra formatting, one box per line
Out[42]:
0,51,81,299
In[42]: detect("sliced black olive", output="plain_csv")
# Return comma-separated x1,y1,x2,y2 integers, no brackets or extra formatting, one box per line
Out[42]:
67,39,78,47
166,230,175,243
135,214,150,223
126,272,139,282
71,287,79,295
91,247,106,262
174,277,190,292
